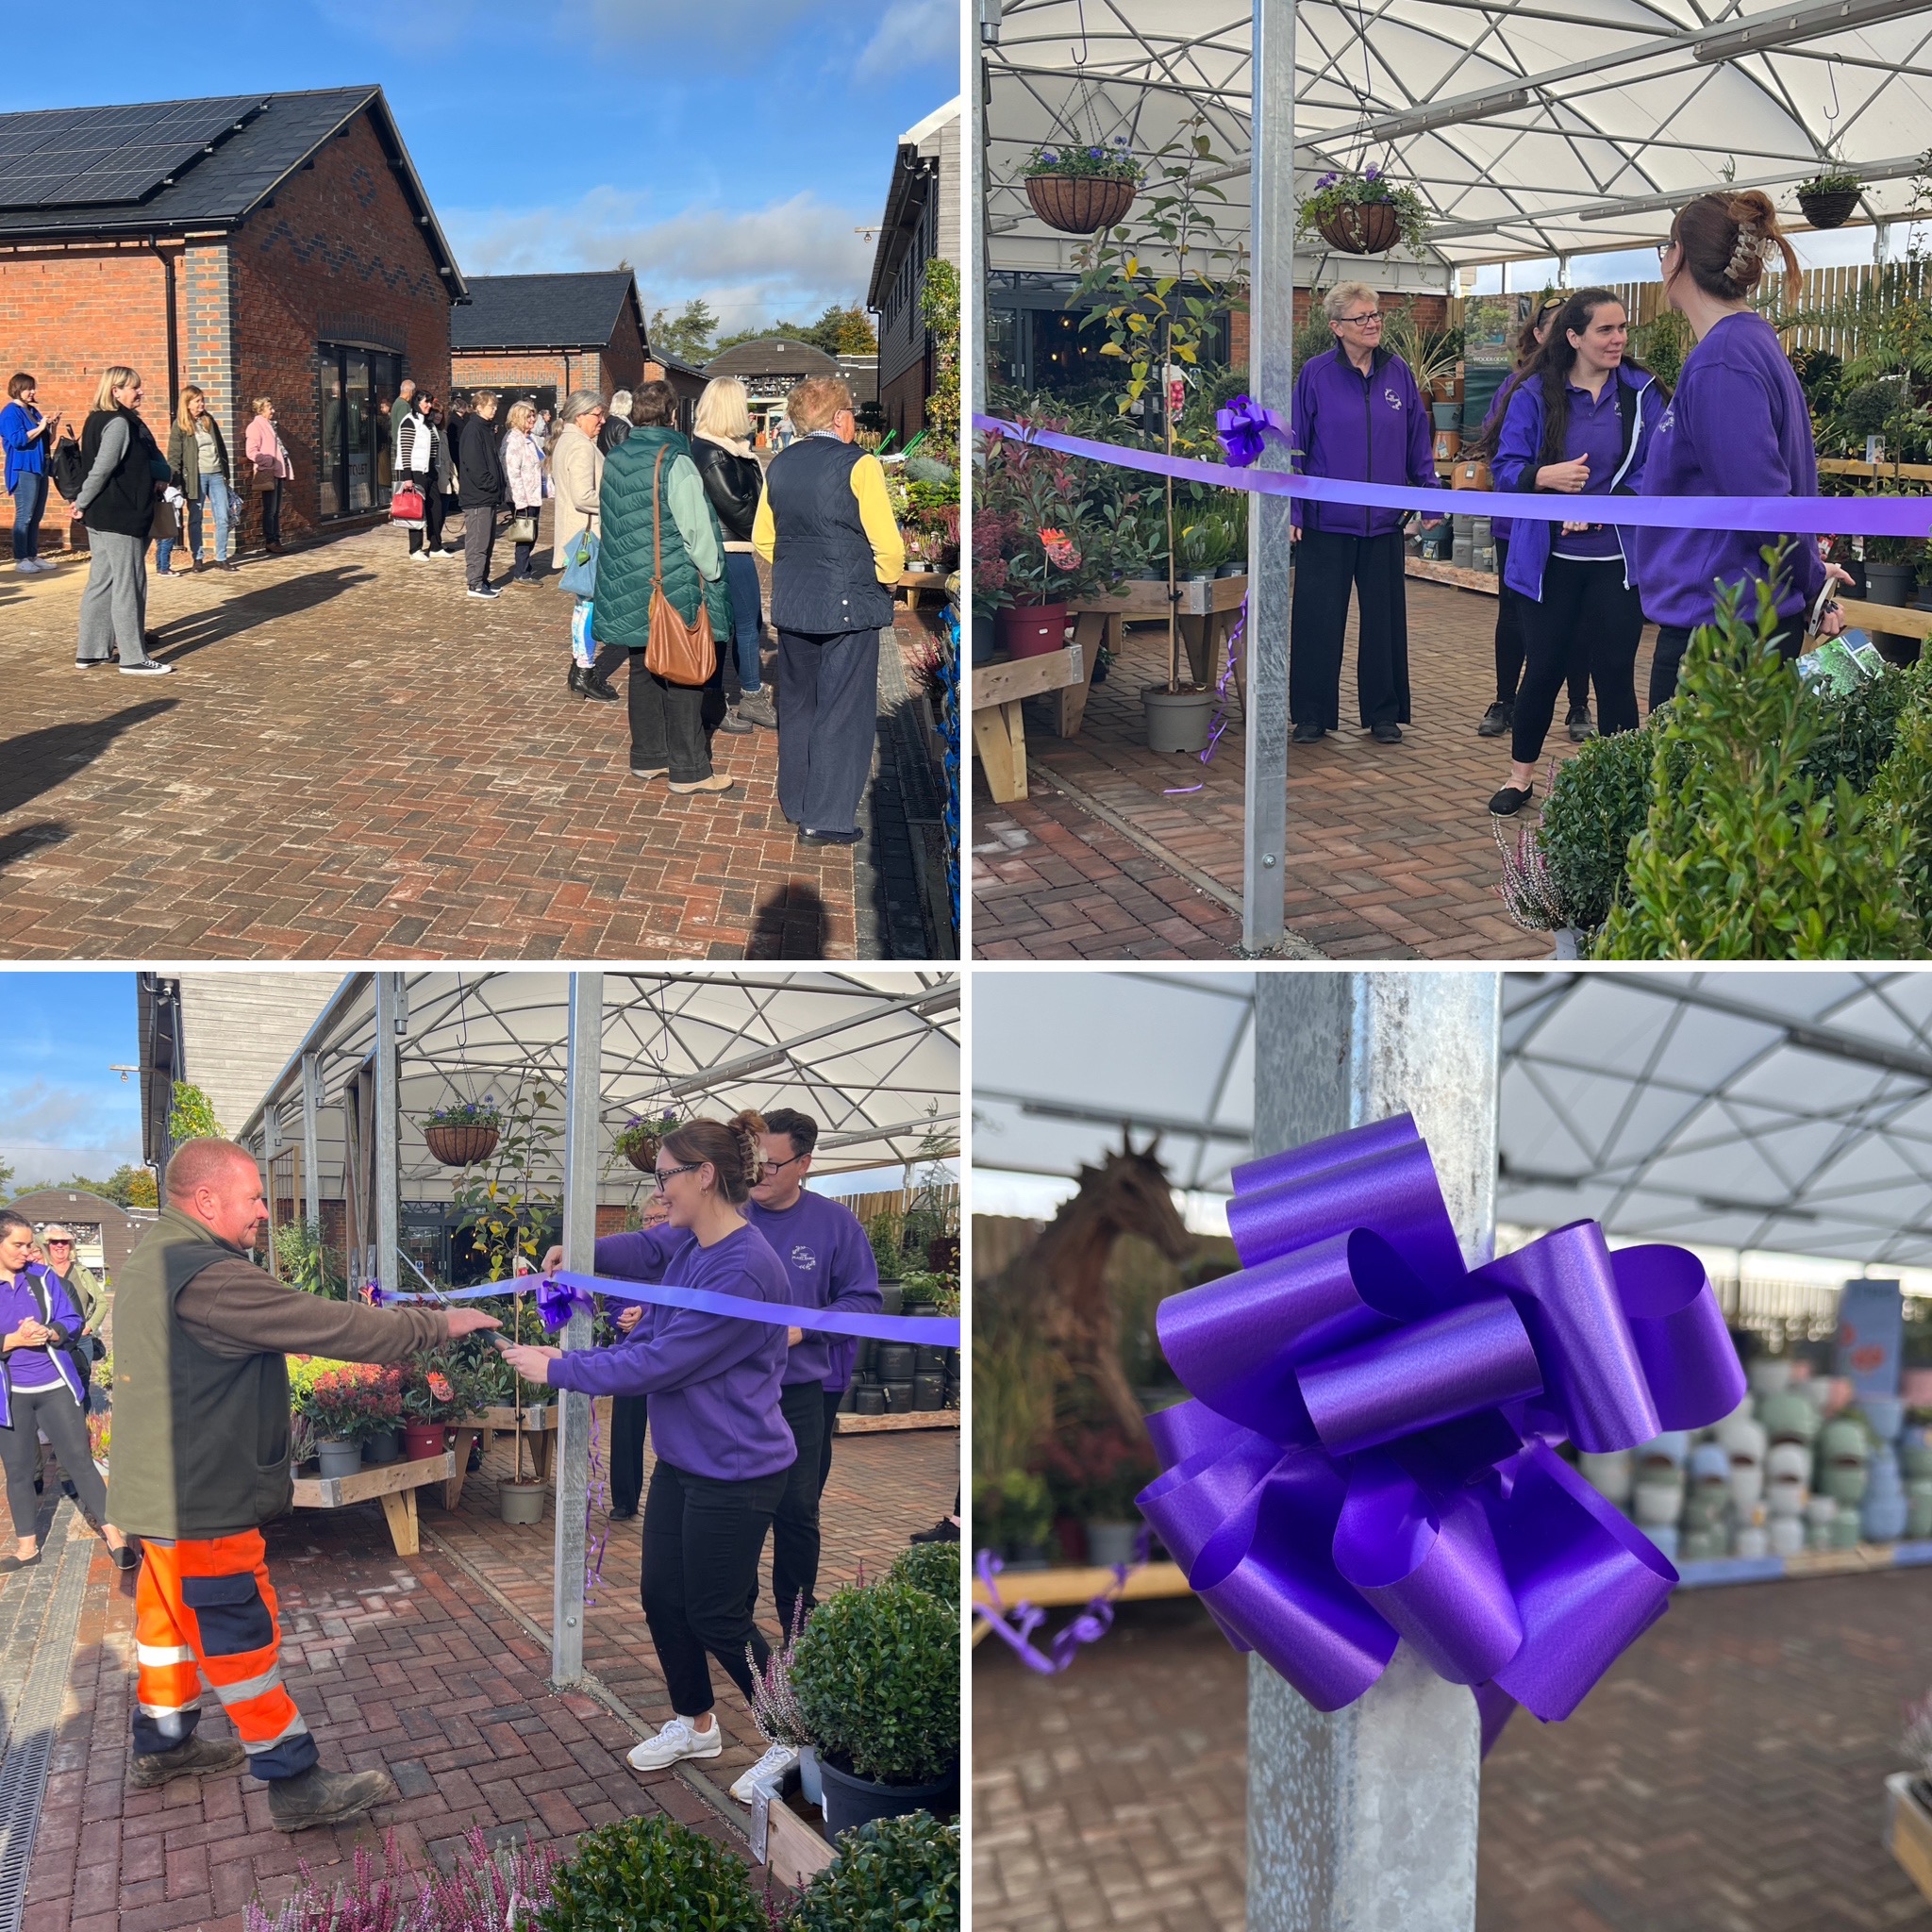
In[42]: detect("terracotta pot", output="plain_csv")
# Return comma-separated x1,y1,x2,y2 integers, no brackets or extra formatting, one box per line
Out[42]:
402,1423,447,1460
1433,428,1461,460
1316,200,1402,255
425,1123,498,1166
1024,173,1136,236
996,603,1069,659
1797,188,1858,229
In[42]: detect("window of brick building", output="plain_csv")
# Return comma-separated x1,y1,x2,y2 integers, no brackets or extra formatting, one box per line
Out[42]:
316,343,405,518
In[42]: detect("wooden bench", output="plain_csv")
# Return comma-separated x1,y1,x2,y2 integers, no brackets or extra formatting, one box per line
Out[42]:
1058,575,1251,737
443,1405,558,1508
970,1559,1192,1645
291,1452,454,1557
896,568,951,607
835,1407,959,1435
971,643,1084,802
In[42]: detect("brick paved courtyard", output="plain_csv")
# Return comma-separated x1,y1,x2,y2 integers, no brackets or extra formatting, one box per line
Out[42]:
974,1572,1932,1932
972,575,1659,961
16,1411,956,1931
0,513,945,960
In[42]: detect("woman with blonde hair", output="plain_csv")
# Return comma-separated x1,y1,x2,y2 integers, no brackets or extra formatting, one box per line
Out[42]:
502,397,549,582
163,385,236,575
691,375,774,731
74,365,170,674
515,1110,793,1779
243,397,291,556
1634,189,1849,703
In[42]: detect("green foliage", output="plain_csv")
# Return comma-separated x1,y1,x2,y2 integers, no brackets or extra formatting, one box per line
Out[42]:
791,1579,958,1786
537,1817,764,1932
1378,304,1458,395
1798,164,1863,196
888,1540,961,1606
647,297,719,364
865,1212,906,1282
1296,168,1432,256
425,1097,503,1131
167,1081,223,1142
1630,310,1691,393
272,1218,344,1298
38,1164,156,1209
970,1468,1053,1555
1535,725,1666,934
1597,579,1923,958
714,303,877,358
1869,665,1932,932
1024,137,1140,183
920,256,960,454
448,1082,561,1282
292,1363,402,1444
786,1816,959,1932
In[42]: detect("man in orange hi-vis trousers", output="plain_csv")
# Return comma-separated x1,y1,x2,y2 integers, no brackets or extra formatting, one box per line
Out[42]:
109,1138,501,1831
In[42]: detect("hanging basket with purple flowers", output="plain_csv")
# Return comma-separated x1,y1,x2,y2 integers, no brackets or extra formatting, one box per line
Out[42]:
1023,138,1141,235
1296,167,1432,256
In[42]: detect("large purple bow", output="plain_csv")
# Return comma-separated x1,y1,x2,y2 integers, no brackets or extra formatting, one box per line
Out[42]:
538,1275,594,1332
1215,393,1286,468
1136,1114,1743,1733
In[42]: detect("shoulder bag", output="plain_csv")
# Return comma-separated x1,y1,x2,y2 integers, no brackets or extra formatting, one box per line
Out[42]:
643,447,716,687
558,526,599,596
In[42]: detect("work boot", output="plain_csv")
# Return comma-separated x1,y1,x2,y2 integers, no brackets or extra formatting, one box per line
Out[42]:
128,1735,246,1789
268,1764,397,1832
738,691,777,729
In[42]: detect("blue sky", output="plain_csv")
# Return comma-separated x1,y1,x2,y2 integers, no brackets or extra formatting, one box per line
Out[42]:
4,0,958,337
0,974,142,1189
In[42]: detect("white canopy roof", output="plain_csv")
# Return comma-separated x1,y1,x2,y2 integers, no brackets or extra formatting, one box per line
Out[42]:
973,970,1932,1266
984,0,1932,271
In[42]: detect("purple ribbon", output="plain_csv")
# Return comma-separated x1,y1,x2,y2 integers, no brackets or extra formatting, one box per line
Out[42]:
538,1276,595,1333
973,1546,1142,1674
1215,396,1285,468
975,412,1932,539
1135,1113,1743,1735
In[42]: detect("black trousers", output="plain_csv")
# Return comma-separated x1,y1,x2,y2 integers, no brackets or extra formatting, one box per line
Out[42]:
406,485,446,555
1648,622,1802,710
818,1388,841,1495
0,1383,107,1537
1493,538,1588,713
1290,528,1409,729
641,1457,788,1716
257,484,282,549
609,1393,647,1515
769,1381,828,1636
1511,559,1643,766
626,652,726,783
776,627,880,833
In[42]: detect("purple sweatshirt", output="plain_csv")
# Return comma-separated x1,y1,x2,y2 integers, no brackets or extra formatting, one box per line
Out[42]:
744,1190,881,1391
1291,345,1439,538
548,1224,793,1481
0,1264,83,1399
1630,310,1825,630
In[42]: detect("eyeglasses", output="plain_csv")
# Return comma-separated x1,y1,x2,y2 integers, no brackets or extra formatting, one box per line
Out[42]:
1338,312,1383,326
653,1161,704,1192
763,1152,806,1174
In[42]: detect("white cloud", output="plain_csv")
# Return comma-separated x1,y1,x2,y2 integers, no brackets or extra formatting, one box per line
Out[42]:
443,188,877,332
857,0,957,78
1,1079,142,1185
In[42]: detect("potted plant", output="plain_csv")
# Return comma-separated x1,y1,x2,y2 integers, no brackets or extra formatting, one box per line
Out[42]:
496,1292,549,1522
1042,1424,1158,1568
972,1467,1054,1567
1023,137,1140,236
423,1097,502,1167
1797,164,1861,229
614,1109,679,1174
791,1576,958,1836
537,1816,766,1931
400,1358,464,1460
977,420,1114,658
1296,166,1432,256
788,1815,959,1932
865,1212,907,1312
298,1363,399,1478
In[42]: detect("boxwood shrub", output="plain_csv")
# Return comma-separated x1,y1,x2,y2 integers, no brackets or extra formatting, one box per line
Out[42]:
787,1815,959,1932
535,1816,764,1932
888,1540,960,1605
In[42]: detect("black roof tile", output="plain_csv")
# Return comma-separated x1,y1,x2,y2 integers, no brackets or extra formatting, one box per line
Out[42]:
450,272,640,351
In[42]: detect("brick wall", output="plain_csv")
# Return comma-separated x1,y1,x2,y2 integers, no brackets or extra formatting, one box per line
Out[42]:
451,305,643,408
231,109,452,535
0,243,182,551
1229,289,1451,372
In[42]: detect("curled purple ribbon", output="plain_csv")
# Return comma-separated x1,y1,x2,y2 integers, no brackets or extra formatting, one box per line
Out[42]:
1215,395,1286,468
1136,1113,1744,1737
537,1276,594,1333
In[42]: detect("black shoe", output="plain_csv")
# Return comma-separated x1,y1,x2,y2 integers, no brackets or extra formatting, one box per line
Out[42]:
717,708,755,735
467,1441,482,1473
1566,704,1593,741
568,665,587,696
909,1519,961,1543
1370,723,1403,743
1291,722,1327,744
108,1542,140,1572
608,1506,637,1521
583,673,620,703
1489,783,1535,816
1476,702,1513,738
799,826,862,845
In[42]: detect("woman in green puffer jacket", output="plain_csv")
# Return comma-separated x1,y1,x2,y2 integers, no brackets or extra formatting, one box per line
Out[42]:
591,381,737,794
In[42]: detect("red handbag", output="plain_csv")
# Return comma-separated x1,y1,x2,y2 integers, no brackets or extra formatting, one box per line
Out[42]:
391,482,425,523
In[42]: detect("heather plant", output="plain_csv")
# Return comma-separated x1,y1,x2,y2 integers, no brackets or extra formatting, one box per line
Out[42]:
748,1598,811,1749
243,1828,558,1932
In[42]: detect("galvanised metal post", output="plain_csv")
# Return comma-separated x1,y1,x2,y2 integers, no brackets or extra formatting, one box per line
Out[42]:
551,971,603,1688
301,1053,323,1228
1244,0,1295,953
1247,971,1501,1932
373,974,403,1307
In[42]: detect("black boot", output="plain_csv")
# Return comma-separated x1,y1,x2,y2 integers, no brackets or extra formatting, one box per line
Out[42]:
582,671,620,703
268,1764,396,1832
569,665,587,697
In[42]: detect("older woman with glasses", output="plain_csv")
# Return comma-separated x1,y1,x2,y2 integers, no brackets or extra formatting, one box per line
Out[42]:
1289,281,1443,747
518,1110,792,1794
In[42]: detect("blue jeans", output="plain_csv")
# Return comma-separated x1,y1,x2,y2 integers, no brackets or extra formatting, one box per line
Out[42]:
11,470,46,560
724,550,763,693
190,474,232,563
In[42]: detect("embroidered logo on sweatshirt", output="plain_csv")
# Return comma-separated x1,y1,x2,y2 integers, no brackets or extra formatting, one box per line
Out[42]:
1384,388,1404,411
791,1246,819,1273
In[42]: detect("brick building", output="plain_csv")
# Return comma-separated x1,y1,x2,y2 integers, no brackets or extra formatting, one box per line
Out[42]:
867,98,959,443
5,1190,157,1283
448,270,647,414
0,86,463,547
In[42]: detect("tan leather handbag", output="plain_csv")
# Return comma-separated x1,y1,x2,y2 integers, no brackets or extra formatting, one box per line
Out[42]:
642,447,716,688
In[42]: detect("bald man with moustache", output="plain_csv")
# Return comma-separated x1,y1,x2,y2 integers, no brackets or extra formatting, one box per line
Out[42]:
109,1137,503,1830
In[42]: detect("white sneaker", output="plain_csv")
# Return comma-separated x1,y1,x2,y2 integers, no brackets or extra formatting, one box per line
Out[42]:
119,660,175,675
625,1716,723,1773
14,558,44,574
729,1742,799,1804
408,549,427,562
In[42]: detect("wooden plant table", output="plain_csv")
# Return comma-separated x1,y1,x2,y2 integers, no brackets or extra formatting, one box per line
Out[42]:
291,1452,454,1557
1886,1773,1932,1904
971,644,1084,802
443,1406,558,1508
835,1407,959,1435
1058,575,1250,738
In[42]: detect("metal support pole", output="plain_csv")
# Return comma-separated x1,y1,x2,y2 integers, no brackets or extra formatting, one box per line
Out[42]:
301,1054,323,1228
1243,0,1295,953
974,6,996,420
373,974,403,1307
1247,971,1501,1932
551,971,603,1688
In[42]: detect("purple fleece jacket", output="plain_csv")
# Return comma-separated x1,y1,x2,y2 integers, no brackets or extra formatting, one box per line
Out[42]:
744,1190,881,1391
547,1224,793,1481
0,1263,83,1397
1629,309,1825,629
1291,344,1440,538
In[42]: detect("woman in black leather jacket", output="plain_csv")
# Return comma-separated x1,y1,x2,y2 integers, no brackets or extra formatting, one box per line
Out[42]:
691,377,775,730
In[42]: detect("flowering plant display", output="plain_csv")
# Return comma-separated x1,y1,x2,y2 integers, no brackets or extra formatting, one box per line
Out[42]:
1025,136,1140,183
613,1110,679,1167
295,1362,404,1444
975,416,1117,611
423,1096,503,1131
1295,166,1432,254
402,1353,483,1422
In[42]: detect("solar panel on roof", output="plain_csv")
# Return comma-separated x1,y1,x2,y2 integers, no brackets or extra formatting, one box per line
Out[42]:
0,95,261,209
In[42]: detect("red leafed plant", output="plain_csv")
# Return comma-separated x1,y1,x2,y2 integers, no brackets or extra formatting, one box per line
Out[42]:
243,1825,560,1932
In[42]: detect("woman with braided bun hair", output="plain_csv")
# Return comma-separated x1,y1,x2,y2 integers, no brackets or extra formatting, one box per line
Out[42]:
1633,188,1850,704
514,1108,794,1782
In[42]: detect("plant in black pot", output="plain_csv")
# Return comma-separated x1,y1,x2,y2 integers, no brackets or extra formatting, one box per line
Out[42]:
1795,163,1862,230
1042,1424,1158,1569
792,1577,959,1837
537,1815,765,1931
787,1814,960,1932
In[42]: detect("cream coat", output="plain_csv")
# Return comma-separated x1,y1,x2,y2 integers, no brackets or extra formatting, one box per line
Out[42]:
550,425,604,549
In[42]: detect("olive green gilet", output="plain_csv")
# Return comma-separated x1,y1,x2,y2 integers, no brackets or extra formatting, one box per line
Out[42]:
106,1207,292,1540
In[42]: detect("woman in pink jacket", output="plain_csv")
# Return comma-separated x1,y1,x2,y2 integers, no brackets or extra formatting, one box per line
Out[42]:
243,397,291,556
